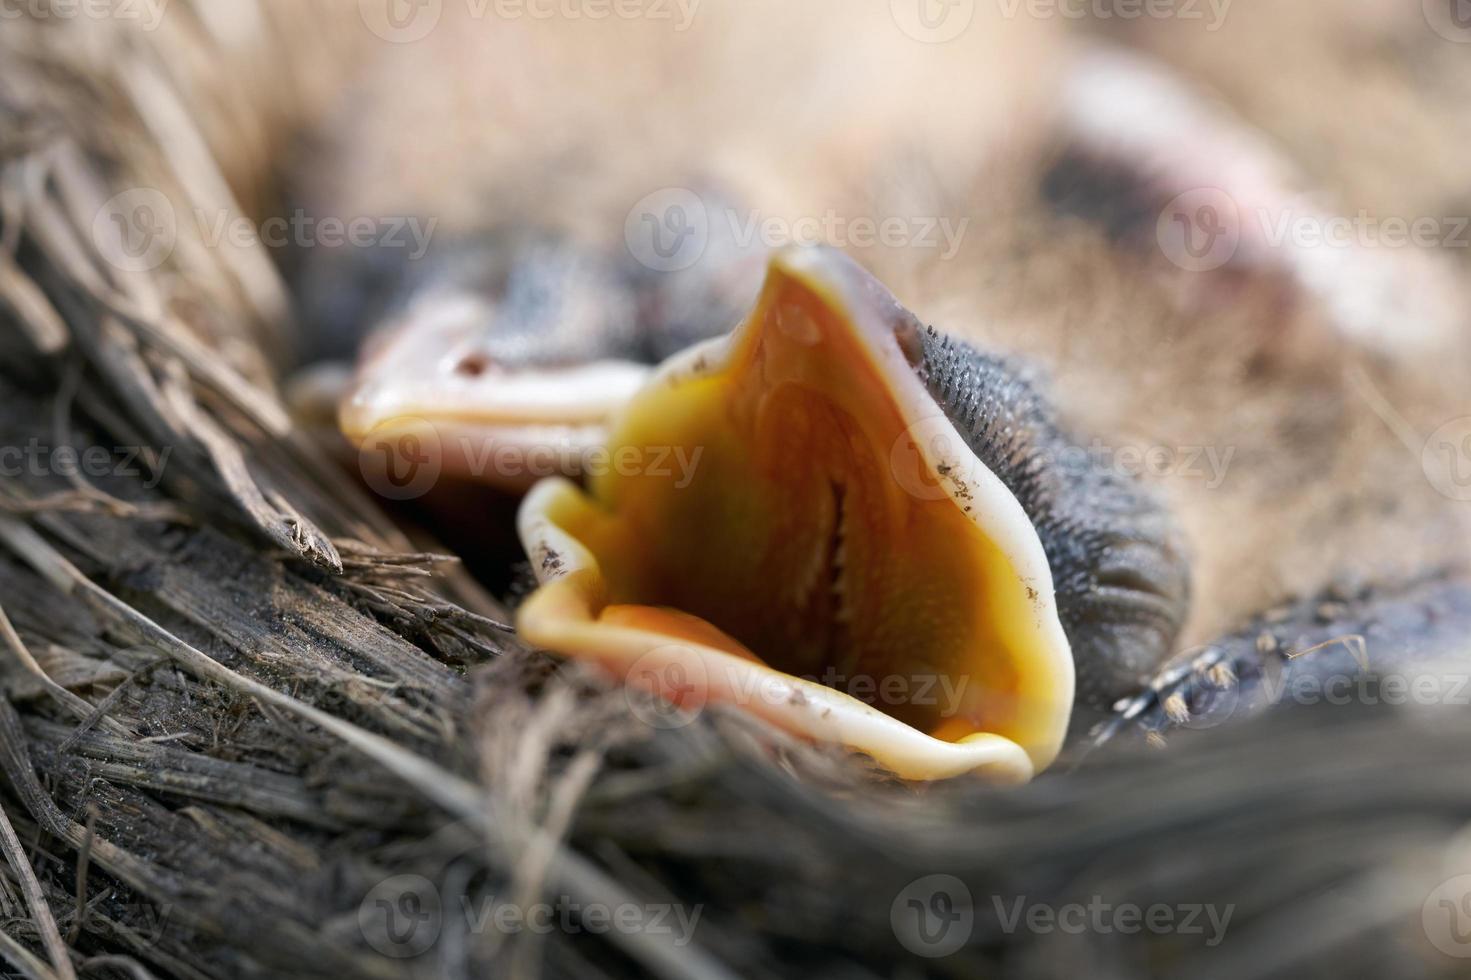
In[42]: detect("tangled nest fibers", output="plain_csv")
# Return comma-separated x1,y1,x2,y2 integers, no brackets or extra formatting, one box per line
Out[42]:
2,6,1471,979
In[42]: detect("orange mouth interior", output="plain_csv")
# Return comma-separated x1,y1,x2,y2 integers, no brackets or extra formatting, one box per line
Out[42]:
518,257,1073,773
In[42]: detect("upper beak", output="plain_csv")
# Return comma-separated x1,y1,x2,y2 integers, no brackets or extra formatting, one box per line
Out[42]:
516,246,1075,782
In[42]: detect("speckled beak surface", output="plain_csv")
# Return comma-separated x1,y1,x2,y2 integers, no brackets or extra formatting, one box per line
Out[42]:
517,247,1075,782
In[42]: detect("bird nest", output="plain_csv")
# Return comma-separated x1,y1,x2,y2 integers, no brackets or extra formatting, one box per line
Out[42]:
1,5,1470,980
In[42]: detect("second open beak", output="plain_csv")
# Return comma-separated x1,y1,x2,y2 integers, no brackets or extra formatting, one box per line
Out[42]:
337,286,652,492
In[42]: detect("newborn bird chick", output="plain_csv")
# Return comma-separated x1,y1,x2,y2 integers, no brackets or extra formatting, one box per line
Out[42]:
301,4,1471,780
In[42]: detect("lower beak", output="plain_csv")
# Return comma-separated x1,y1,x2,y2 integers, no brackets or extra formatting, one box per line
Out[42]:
516,247,1075,782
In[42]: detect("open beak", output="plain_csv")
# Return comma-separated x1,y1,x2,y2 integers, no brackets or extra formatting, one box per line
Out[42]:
516,247,1074,782
338,289,651,492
